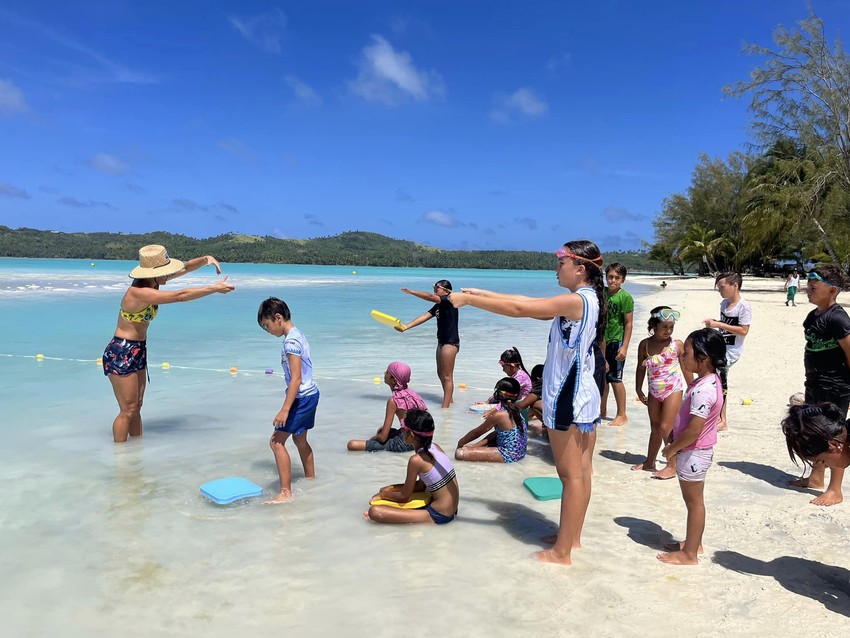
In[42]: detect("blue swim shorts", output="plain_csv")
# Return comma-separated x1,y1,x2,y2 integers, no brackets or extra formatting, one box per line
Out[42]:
424,504,456,525
274,390,320,435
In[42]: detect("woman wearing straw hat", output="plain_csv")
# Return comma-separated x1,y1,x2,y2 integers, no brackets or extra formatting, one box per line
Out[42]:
102,245,235,442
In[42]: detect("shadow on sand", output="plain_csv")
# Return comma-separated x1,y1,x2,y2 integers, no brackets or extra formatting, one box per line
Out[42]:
713,551,850,617
462,496,557,548
718,461,820,496
613,516,674,551
599,449,647,466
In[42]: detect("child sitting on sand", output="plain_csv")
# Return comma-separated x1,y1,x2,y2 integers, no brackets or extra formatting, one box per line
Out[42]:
347,361,426,453
634,307,688,477
657,328,726,565
366,409,460,524
258,297,320,504
456,377,528,463
488,347,532,401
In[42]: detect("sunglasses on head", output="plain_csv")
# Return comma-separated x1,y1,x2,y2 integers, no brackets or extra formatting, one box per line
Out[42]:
808,272,840,288
651,308,681,321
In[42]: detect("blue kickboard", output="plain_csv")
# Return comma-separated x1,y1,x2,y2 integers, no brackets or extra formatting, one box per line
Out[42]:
523,477,562,501
200,477,263,505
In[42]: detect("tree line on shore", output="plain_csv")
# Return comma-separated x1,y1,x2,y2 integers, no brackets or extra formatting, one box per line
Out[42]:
0,226,666,272
650,12,850,277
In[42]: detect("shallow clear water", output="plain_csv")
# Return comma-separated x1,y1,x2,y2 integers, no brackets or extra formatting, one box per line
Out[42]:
1,258,656,636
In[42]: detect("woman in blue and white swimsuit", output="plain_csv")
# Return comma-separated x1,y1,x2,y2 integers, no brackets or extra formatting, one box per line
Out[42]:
455,377,528,463
450,239,606,566
103,245,234,443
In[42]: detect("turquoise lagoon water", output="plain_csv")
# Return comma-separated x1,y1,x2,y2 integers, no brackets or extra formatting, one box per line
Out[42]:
1,258,658,636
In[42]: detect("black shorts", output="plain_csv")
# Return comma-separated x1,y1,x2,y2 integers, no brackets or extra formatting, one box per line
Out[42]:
365,428,414,453
805,385,850,421
604,341,624,383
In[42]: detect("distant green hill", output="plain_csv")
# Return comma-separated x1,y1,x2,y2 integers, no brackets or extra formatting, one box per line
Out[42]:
0,226,667,272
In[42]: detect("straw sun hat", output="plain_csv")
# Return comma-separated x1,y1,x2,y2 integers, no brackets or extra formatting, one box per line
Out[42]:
128,245,185,279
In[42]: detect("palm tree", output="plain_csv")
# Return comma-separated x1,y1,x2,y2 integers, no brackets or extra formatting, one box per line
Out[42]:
676,224,729,274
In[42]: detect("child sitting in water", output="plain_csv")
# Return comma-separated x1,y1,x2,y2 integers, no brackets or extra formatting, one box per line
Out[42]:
634,307,688,476
488,347,532,401
657,328,726,565
456,377,528,463
517,363,544,425
347,361,426,453
366,409,460,525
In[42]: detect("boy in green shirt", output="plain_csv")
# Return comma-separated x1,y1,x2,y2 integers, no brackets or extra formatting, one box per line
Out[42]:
603,263,634,426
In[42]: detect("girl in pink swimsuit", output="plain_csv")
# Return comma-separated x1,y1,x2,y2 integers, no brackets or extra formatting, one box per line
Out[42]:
633,306,688,476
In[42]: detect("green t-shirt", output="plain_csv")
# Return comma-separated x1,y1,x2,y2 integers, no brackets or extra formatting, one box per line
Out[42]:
604,288,634,343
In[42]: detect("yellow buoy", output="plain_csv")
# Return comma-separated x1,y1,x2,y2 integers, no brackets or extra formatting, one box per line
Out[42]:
162,362,170,369
352,271,357,275
742,398,753,406
90,262,95,267
230,367,238,374
96,358,102,366
36,353,44,360
373,377,381,384
458,383,468,390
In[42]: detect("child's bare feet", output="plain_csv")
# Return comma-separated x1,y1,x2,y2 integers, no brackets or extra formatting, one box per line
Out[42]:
631,461,656,471
535,548,572,565
609,415,629,427
263,489,293,504
810,490,843,506
656,550,698,565
788,476,825,490
652,467,676,480
663,540,703,554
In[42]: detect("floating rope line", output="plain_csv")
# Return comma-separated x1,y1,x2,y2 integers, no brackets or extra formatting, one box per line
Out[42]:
0,353,488,391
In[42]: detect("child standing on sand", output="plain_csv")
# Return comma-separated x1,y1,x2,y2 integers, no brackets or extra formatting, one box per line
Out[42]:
347,361,426,453
258,297,320,504
703,272,751,431
634,306,687,477
657,328,726,565
787,266,850,506
603,263,634,427
367,409,460,525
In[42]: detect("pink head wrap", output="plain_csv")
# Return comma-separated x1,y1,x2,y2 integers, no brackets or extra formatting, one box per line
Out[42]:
386,361,427,412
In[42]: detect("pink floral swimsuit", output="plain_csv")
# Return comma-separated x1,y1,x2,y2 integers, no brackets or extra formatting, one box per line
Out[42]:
643,340,684,401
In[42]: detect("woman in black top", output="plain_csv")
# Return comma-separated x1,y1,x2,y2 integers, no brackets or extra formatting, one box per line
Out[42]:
396,279,460,408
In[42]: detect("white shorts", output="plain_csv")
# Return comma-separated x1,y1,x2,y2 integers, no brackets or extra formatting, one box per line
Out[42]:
676,448,714,482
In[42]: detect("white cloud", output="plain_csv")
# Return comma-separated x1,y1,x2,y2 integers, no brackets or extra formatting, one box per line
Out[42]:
285,75,322,106
229,10,287,53
490,87,548,123
422,210,460,227
89,153,131,176
0,182,31,198
217,138,256,162
0,79,28,115
350,35,445,106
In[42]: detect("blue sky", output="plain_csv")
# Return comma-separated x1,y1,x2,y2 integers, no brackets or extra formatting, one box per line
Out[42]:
1,1,849,252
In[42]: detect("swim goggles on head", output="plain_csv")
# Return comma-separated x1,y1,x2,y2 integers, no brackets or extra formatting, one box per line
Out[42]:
401,424,434,437
554,247,604,267
808,272,841,288
650,308,681,321
494,389,518,398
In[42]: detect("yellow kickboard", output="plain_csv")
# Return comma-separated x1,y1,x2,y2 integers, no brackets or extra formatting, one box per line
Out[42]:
371,309,404,330
370,491,432,509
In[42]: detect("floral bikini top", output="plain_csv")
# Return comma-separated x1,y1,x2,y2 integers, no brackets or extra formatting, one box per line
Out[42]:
120,303,158,323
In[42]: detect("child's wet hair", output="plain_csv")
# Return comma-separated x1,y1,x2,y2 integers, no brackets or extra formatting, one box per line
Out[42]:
434,279,452,291
647,305,674,335
715,272,743,290
781,403,847,466
494,377,525,431
605,263,627,278
562,239,607,344
530,364,544,382
257,297,291,325
404,409,435,451
499,347,528,373
686,328,728,388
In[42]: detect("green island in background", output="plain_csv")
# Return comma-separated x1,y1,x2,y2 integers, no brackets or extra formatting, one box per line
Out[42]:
0,226,668,272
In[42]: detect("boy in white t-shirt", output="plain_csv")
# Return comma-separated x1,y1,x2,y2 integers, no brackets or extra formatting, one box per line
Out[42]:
703,272,751,430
